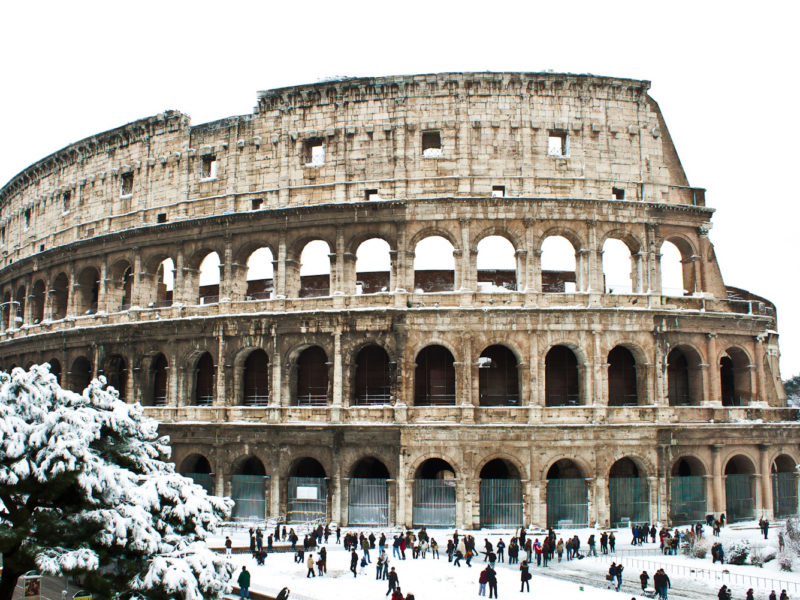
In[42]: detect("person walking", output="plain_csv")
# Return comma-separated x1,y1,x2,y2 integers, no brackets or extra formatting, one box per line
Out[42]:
653,568,670,600
520,560,531,592
225,536,232,557
319,546,327,574
376,551,386,580
486,564,498,599
306,553,316,578
386,566,399,596
779,591,789,600
614,562,624,592
717,585,731,600
746,589,755,600
350,549,358,578
556,538,564,562
496,538,505,563
431,538,439,559
237,566,250,600
639,570,649,593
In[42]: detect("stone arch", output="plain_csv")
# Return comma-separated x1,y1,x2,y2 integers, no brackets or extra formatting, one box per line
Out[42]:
146,352,169,406
47,358,62,385
414,344,456,406
69,355,92,393
294,345,329,406
192,351,215,406
719,346,752,406
472,226,523,253
724,453,757,523
602,238,635,294
298,239,332,298
408,226,459,249
598,228,643,255
286,456,329,523
197,251,221,304
14,284,26,326
103,354,128,402
539,231,581,293
232,239,278,268
476,453,526,481
667,344,704,406
608,456,650,526
475,234,518,292
545,458,589,527
352,343,392,405
349,455,392,479
355,238,392,294
478,456,524,528
669,455,708,524
0,290,10,329
413,234,456,293
244,247,275,300
51,272,69,319
771,454,799,518
151,257,175,307
347,455,392,525
231,455,267,521
76,266,100,315
545,344,581,406
607,345,639,406
660,235,697,296
30,278,46,324
478,344,520,406
109,259,134,311
241,348,270,406
179,453,214,493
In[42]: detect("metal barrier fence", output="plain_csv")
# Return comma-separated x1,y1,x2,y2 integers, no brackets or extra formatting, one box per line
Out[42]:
288,476,327,523
726,474,755,523
231,474,266,520
589,554,800,595
348,478,389,526
546,478,588,527
670,476,706,525
186,472,214,494
609,477,649,527
773,473,799,518
413,479,456,527
480,479,523,528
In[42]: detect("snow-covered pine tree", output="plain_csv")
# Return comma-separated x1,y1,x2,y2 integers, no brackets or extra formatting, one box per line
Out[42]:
0,364,233,600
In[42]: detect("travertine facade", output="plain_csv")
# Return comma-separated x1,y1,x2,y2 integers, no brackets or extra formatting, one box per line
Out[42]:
0,72,796,529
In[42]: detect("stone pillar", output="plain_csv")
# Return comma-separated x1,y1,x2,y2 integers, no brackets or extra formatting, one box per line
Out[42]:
711,445,724,515
216,328,227,407
331,462,343,524
332,328,343,407
515,249,527,291
595,476,609,527
332,227,346,295
98,260,109,313
632,251,644,293
576,249,589,292
585,477,597,527
706,333,720,404
759,444,774,519
271,325,281,407
647,225,661,295
592,330,605,406
275,236,288,298
753,335,767,405
397,451,408,527
647,475,659,524
458,218,471,291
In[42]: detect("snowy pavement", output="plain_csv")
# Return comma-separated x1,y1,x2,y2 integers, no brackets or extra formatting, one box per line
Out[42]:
213,522,800,600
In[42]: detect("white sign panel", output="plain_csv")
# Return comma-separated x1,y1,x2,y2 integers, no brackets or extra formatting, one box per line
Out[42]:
296,486,318,500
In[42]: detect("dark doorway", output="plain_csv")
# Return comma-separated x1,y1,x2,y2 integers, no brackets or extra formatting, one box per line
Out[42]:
545,345,579,406
414,345,456,406
354,345,391,405
296,346,328,406
608,346,638,406
479,345,519,406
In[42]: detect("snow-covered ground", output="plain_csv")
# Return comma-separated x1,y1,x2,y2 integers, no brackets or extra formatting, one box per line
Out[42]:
211,521,800,600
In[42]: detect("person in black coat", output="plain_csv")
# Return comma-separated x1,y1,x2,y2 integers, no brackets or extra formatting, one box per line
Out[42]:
639,570,649,592
486,565,498,599
386,566,399,596
520,560,531,592
350,549,358,578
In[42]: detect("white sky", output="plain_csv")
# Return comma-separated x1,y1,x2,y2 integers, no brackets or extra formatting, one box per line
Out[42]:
1,0,798,378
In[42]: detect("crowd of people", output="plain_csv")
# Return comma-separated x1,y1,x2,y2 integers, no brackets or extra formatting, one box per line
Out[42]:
225,519,791,600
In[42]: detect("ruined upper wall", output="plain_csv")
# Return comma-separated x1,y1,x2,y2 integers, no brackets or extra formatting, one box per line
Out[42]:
0,72,700,265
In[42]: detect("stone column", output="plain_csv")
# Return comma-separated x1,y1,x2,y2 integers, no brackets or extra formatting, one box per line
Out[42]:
706,333,721,405
632,251,644,293
331,462,343,524
595,476,609,527
647,225,661,295
458,219,472,291
711,444,724,515
585,477,597,527
271,325,281,407
515,249,527,291
759,444,774,519
98,259,109,313
332,328,343,407
275,236,288,298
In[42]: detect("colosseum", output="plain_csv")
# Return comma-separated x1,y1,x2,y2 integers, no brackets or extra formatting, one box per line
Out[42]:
0,71,797,530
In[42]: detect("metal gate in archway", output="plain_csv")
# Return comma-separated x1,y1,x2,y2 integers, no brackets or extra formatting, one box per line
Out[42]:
726,474,755,523
187,472,214,495
231,474,266,520
480,479,523,528
348,478,389,526
609,477,649,527
669,476,706,524
773,473,799,518
288,476,327,523
413,479,456,527
546,479,588,527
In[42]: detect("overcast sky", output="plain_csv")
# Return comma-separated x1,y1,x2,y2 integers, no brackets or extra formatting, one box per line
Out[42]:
1,1,798,378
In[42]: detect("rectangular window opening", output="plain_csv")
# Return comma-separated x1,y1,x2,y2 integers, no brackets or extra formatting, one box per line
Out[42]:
62,190,71,213
251,198,263,210
201,155,218,179
39,244,45,252
156,213,167,223
547,130,568,157
612,187,625,200
304,138,325,167
422,130,442,158
24,208,31,230
121,172,134,196
0,227,5,245
492,185,506,198
365,189,380,201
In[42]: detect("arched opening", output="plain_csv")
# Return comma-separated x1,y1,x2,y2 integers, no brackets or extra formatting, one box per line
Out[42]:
546,459,588,527
413,458,456,527
193,352,215,406
725,455,756,523
296,346,328,406
413,236,455,292
30,280,45,324
105,355,128,402
232,457,266,520
77,267,100,315
1,291,10,329
150,353,168,406
608,346,638,406
480,458,522,528
720,347,752,406
669,457,707,524
242,349,269,406
356,238,391,294
353,344,391,405
476,235,517,292
667,346,702,406
545,345,580,406
772,455,798,518
198,252,221,305
299,240,331,298
52,273,69,319
609,458,649,527
414,345,456,406
48,358,62,385
121,265,133,309
180,454,214,494
348,457,390,526
660,241,686,296
70,356,92,393
14,285,26,326
246,247,274,300
155,258,174,307
602,238,634,294
478,345,519,406
288,458,327,523
541,236,577,293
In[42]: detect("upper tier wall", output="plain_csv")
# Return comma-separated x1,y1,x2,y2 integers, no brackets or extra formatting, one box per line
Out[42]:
0,72,700,265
